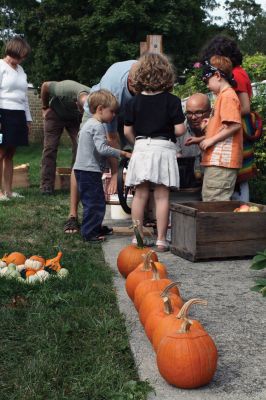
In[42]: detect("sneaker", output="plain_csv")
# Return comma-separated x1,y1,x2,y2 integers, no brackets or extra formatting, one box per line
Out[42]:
8,192,24,198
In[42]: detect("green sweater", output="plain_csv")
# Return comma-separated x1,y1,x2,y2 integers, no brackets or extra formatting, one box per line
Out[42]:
49,80,90,121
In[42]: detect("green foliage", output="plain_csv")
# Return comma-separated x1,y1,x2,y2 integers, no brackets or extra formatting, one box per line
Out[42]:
224,0,262,38
0,0,219,87
240,12,266,54
242,53,266,82
173,67,208,99
250,250,266,297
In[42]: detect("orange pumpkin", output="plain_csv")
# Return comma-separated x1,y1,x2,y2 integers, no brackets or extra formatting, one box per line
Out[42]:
139,281,183,326
152,298,207,352
117,225,158,278
125,250,167,300
26,269,37,278
30,255,46,266
157,319,218,388
144,296,180,342
45,251,63,272
5,252,26,265
134,263,179,311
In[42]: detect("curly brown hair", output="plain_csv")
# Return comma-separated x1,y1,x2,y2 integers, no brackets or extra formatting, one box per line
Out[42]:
131,53,175,93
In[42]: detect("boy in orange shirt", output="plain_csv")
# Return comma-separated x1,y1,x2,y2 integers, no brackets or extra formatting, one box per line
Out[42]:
187,56,243,201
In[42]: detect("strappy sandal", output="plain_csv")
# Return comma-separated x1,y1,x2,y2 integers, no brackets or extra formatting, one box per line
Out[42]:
155,240,170,252
64,216,80,234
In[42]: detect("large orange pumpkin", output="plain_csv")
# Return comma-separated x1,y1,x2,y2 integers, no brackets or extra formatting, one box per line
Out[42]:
134,263,179,311
144,296,180,342
139,281,183,327
125,251,167,300
156,319,218,388
30,255,46,266
5,252,26,265
117,226,158,278
152,298,207,352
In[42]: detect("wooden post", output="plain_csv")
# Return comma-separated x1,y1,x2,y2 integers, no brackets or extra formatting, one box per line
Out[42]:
140,35,163,55
146,35,163,53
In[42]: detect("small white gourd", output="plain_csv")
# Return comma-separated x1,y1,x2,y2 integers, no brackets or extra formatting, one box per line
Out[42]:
36,270,50,282
0,260,6,268
25,259,42,270
57,268,69,279
16,264,26,272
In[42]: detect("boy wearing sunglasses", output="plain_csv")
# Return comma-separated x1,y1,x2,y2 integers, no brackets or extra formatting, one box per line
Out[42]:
192,56,243,201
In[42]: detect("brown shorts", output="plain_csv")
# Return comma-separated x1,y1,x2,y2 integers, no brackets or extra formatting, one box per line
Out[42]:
202,166,238,202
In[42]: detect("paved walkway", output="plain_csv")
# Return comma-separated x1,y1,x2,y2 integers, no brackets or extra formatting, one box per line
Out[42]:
103,233,266,400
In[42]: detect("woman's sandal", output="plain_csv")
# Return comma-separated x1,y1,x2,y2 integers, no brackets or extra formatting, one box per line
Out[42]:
64,216,80,234
155,240,170,252
100,225,113,235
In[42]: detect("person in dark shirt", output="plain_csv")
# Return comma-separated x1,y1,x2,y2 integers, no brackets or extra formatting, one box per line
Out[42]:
124,53,185,252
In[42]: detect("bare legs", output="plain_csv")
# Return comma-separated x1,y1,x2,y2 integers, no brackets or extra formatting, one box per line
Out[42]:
131,182,150,238
69,169,79,218
154,184,170,242
131,182,170,247
0,146,16,197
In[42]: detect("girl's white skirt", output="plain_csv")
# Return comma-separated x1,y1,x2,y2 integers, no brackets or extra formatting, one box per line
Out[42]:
125,138,180,188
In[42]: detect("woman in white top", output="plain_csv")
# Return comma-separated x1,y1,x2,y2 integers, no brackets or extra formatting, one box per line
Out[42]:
0,36,32,200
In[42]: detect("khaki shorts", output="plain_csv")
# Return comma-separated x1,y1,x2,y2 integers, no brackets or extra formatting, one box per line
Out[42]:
202,166,238,202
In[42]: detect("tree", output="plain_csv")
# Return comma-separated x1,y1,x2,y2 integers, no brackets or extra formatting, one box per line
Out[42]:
0,0,219,87
224,0,262,38
241,12,266,54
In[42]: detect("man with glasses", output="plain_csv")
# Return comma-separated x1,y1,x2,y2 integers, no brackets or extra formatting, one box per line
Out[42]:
176,93,211,158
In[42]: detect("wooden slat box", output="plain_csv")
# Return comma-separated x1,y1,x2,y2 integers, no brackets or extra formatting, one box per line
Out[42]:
170,201,266,261
13,164,30,189
54,167,71,190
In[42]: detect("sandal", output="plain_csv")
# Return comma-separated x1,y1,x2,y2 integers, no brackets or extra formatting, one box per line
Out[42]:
155,240,170,252
64,216,80,234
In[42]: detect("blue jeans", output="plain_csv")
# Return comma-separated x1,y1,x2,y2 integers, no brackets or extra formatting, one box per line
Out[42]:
74,170,106,240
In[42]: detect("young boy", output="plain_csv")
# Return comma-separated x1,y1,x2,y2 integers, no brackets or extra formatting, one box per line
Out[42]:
189,56,243,201
73,89,131,243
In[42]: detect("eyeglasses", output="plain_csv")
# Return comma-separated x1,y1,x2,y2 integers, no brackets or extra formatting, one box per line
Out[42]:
185,110,210,118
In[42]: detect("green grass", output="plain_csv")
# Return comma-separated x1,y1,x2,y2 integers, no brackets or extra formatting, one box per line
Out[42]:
0,145,151,400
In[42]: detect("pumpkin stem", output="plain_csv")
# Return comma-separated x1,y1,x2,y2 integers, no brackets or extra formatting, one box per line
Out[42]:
150,261,160,280
133,220,144,248
160,281,181,297
178,318,192,333
162,296,173,314
176,298,207,319
141,250,154,271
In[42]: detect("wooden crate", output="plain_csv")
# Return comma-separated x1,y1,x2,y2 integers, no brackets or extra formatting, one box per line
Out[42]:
13,164,30,189
54,167,71,190
170,201,266,261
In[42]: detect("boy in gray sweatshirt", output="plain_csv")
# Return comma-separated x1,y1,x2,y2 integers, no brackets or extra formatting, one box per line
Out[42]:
73,90,131,242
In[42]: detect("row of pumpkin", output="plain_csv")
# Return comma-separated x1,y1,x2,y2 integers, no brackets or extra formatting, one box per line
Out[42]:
0,251,69,283
116,235,218,389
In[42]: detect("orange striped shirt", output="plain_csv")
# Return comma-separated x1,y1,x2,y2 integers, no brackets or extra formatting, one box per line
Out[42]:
201,87,243,169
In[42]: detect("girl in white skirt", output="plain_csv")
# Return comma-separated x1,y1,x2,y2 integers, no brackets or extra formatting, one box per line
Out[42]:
124,53,185,252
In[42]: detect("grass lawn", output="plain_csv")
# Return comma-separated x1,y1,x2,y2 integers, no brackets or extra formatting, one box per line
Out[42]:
0,144,151,400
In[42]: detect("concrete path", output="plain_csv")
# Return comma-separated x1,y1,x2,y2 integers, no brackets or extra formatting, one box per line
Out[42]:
103,234,266,400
